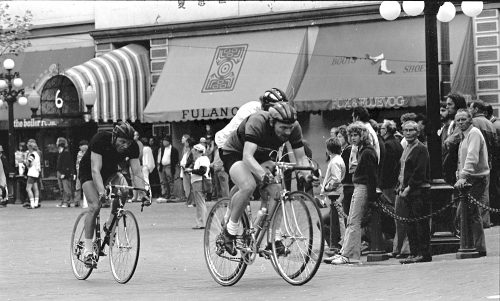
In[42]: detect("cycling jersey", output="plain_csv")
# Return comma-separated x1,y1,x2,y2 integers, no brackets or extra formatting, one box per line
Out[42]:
79,131,139,184
215,100,262,148
223,111,303,164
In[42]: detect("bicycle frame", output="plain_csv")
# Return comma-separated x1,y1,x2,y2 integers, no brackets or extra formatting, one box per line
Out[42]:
93,184,150,261
238,161,316,264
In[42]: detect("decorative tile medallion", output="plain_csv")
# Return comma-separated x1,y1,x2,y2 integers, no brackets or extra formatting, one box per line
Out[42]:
202,44,248,92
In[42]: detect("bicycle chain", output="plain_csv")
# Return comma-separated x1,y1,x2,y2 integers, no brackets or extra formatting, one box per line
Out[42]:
374,198,457,223
467,194,500,214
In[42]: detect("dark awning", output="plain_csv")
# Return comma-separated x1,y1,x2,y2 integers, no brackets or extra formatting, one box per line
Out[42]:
293,18,428,111
144,28,308,122
0,47,95,124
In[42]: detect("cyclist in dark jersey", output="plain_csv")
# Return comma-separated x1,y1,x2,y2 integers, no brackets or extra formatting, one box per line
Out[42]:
79,121,149,266
220,102,314,255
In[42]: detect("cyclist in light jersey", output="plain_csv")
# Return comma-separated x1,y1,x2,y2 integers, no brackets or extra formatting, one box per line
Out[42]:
215,88,288,149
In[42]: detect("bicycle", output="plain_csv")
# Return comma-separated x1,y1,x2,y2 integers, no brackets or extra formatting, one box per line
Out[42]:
204,160,324,286
70,177,151,284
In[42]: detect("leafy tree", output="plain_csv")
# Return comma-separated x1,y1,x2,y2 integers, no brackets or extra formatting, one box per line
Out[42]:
0,3,33,56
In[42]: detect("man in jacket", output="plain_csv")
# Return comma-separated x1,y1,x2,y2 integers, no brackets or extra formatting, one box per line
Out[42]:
157,136,179,200
56,137,75,208
485,103,500,226
454,109,488,256
442,93,467,185
397,121,431,264
469,100,499,228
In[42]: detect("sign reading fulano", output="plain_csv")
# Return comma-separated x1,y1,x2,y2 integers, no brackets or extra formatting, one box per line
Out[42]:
14,119,58,128
181,107,239,120
331,96,409,109
202,44,248,92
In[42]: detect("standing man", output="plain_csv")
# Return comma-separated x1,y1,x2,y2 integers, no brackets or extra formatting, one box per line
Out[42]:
56,137,75,208
397,121,432,264
157,136,179,201
74,140,88,208
454,109,488,256
0,151,7,208
469,100,499,228
442,93,467,185
485,103,500,226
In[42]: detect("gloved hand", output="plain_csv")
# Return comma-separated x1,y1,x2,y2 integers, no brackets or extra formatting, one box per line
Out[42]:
141,195,152,207
259,172,275,189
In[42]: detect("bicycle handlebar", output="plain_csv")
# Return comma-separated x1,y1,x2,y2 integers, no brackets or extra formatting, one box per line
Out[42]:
105,184,152,211
274,162,315,172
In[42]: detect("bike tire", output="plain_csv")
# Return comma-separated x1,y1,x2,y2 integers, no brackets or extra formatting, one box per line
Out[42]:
270,191,324,285
70,211,95,280
204,198,248,286
109,210,140,284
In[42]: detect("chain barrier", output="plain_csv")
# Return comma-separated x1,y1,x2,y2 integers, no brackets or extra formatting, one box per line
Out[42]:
466,194,500,214
331,200,349,220
374,197,457,223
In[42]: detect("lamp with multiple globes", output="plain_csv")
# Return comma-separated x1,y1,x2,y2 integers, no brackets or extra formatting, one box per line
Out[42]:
0,58,28,177
379,1,484,22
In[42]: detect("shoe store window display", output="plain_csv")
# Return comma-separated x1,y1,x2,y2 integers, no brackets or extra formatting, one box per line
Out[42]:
56,137,76,208
184,144,211,230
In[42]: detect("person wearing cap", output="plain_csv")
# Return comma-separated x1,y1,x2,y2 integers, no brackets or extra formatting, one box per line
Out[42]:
74,140,89,208
56,137,75,208
184,143,211,229
157,135,179,201
25,139,41,209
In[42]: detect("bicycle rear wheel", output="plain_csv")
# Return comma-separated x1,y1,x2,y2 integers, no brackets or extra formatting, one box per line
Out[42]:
204,198,248,286
70,211,95,280
270,191,324,285
109,210,140,284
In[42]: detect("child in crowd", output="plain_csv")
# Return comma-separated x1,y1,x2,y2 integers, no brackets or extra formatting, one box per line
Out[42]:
318,137,346,251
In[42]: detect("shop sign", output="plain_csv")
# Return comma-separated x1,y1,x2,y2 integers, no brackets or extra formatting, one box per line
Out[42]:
181,107,239,120
14,118,59,128
331,96,409,109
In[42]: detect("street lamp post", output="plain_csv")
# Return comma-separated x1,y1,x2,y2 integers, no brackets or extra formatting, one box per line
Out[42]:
0,59,28,178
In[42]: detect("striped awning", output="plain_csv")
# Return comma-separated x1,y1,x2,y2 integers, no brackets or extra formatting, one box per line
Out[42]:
64,44,150,122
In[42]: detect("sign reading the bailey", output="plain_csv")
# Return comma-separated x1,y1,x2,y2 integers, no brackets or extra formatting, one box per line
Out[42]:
182,107,239,120
14,118,58,128
202,44,248,92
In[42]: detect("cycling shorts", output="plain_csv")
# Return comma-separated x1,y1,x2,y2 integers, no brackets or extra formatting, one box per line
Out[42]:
220,150,242,175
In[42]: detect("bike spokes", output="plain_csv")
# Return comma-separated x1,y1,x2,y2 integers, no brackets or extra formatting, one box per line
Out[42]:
270,192,324,285
204,198,248,286
109,211,140,284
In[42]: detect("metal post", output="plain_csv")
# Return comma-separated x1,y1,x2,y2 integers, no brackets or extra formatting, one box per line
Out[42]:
424,2,442,179
456,187,480,259
367,190,389,262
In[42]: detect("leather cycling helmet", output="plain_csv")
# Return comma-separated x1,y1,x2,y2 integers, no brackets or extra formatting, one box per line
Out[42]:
268,102,297,124
261,88,288,110
112,121,135,142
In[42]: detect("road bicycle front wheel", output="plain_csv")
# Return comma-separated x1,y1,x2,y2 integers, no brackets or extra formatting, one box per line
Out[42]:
109,210,140,284
70,211,95,280
270,191,324,285
204,198,248,286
